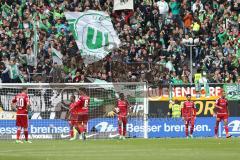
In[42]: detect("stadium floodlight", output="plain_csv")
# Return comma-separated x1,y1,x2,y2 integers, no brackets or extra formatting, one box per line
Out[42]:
0,82,148,140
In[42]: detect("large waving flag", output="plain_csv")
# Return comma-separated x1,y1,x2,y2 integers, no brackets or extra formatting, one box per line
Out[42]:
65,10,121,64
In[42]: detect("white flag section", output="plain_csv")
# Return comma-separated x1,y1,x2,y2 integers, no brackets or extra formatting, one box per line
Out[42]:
113,0,134,10
64,10,121,64
87,77,114,90
51,47,63,65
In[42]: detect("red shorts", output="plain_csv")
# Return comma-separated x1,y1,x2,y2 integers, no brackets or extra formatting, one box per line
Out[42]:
118,116,127,125
70,113,88,124
78,114,88,124
16,115,28,128
217,114,228,121
69,120,77,126
184,117,195,125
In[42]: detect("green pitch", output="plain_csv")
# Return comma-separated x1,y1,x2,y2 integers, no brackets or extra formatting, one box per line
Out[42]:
0,138,240,160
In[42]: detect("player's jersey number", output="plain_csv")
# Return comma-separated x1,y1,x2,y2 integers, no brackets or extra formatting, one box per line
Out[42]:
83,99,89,109
16,98,24,109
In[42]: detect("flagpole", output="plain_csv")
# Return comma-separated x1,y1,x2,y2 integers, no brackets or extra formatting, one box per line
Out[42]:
184,44,196,84
33,13,38,67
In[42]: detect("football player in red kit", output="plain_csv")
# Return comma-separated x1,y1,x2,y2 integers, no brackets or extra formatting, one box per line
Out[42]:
181,94,196,138
68,95,77,139
71,89,90,140
214,90,232,138
11,87,32,143
115,93,129,139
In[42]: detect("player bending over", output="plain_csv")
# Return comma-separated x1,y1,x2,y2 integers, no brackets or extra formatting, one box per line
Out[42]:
108,93,129,140
11,87,32,143
214,90,232,138
181,94,196,138
68,95,78,140
71,89,90,140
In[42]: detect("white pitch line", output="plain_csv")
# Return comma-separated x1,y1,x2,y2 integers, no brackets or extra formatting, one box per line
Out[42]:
0,149,146,154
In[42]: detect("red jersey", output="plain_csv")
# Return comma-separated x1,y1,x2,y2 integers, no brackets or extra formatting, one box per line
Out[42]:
12,93,29,115
75,96,90,114
117,99,129,117
182,101,196,118
69,102,77,115
215,98,228,115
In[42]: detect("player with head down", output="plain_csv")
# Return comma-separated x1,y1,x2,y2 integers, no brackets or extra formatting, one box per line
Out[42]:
214,90,232,138
70,89,90,140
68,95,78,140
11,87,32,143
108,93,129,139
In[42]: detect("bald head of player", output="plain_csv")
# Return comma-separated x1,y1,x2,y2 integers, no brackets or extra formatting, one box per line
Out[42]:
186,94,191,101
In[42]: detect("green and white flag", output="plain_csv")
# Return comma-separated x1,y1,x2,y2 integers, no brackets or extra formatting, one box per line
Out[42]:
51,47,63,65
64,10,121,64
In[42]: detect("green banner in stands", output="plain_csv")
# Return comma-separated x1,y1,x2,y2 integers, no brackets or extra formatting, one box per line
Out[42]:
224,84,240,101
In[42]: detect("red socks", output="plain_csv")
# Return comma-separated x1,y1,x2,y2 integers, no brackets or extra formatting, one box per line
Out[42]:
16,129,29,141
16,129,21,140
190,125,194,135
24,131,28,141
185,125,189,137
79,126,85,133
225,125,229,135
118,124,126,136
70,129,74,138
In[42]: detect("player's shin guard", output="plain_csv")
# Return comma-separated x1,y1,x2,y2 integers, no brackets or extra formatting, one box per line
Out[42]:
185,125,189,137
24,131,28,141
16,129,21,140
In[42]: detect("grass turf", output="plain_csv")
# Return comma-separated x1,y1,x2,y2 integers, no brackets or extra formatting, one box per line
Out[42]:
0,138,239,160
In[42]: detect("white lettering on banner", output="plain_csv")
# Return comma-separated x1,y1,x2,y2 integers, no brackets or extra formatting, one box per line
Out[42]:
223,120,240,135
95,122,118,132
0,126,69,134
30,125,69,134
149,86,222,98
127,124,162,133
0,127,17,134
164,124,210,132
94,121,211,133
132,104,144,113
12,134,53,139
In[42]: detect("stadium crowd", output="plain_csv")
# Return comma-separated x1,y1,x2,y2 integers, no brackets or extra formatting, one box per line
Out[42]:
0,0,239,84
